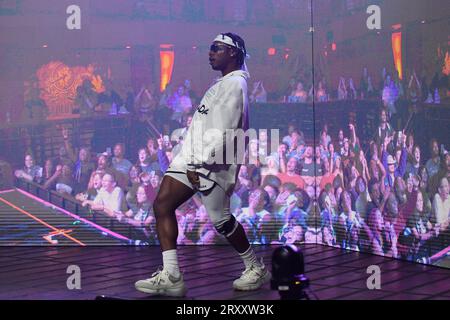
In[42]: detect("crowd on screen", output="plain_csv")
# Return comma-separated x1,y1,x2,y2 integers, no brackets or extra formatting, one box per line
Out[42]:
14,66,449,264
258,66,445,108
35,64,445,121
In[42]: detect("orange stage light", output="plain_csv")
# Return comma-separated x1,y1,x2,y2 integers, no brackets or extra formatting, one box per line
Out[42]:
160,45,174,92
392,32,403,80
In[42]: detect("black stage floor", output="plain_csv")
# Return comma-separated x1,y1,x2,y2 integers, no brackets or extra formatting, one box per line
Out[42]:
0,245,449,300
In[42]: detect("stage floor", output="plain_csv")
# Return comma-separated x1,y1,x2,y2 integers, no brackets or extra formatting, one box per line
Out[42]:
0,244,450,300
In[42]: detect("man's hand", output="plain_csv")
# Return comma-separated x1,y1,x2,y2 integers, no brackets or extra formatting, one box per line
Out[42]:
82,200,91,207
14,170,24,178
401,130,407,146
349,123,354,132
275,190,290,205
287,197,297,212
54,165,62,177
115,212,125,223
187,170,200,189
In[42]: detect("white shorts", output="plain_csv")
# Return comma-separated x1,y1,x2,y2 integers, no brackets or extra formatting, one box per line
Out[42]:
164,170,232,228
165,163,216,192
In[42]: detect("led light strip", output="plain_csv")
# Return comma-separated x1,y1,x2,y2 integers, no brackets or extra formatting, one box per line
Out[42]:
0,196,85,246
16,188,130,241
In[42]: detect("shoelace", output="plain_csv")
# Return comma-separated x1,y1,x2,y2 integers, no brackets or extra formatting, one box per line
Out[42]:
241,266,255,278
150,268,163,284
241,263,264,279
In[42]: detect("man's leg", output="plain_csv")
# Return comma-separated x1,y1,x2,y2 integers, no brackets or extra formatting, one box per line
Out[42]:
200,184,270,291
154,176,195,251
135,175,195,296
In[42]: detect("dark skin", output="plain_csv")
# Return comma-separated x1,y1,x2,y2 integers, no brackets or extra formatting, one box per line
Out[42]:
156,40,250,253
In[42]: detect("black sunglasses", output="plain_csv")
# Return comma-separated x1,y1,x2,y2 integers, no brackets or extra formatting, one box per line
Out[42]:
210,43,232,52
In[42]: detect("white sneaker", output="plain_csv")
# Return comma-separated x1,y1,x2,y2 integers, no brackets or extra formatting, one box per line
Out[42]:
135,268,187,297
233,260,271,291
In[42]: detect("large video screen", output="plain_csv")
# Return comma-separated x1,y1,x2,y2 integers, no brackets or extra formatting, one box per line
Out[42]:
311,0,449,268
0,1,448,269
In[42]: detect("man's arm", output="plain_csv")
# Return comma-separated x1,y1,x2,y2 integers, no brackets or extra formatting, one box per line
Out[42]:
62,128,77,163
349,124,357,148
43,166,62,189
381,149,388,173
64,140,77,164
397,147,408,177
184,78,245,170
156,136,170,173
16,170,34,183
84,191,105,210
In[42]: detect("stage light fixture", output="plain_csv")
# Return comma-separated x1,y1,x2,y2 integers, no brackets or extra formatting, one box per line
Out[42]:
271,245,310,300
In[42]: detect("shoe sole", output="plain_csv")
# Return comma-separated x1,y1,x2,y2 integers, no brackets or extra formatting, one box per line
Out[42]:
233,271,271,291
135,284,187,297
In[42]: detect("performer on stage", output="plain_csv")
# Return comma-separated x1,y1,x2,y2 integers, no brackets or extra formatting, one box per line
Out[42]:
135,33,270,297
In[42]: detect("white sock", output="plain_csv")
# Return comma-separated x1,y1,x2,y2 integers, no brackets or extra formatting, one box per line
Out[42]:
239,246,261,269
162,249,180,277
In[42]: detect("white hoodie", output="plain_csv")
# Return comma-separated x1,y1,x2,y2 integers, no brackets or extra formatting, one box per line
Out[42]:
167,69,250,195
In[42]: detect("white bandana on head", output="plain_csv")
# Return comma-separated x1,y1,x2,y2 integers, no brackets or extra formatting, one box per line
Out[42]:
213,34,250,74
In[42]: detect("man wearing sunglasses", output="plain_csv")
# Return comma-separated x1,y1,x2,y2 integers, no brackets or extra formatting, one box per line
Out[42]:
135,33,270,297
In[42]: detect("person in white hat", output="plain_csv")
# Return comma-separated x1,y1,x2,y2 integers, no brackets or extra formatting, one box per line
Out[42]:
382,133,408,188
135,33,270,297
